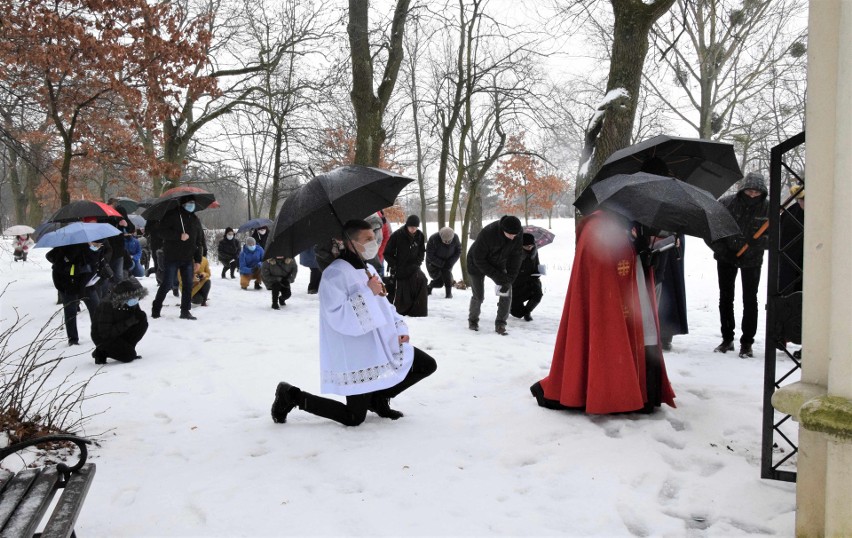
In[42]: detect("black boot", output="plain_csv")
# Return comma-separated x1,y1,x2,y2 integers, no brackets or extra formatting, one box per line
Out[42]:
714,340,734,353
445,284,453,299
369,396,404,420
271,382,301,423
92,348,107,365
271,289,280,310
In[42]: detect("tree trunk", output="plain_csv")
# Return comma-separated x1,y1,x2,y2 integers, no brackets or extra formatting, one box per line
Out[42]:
348,0,410,167
269,124,284,220
576,0,675,196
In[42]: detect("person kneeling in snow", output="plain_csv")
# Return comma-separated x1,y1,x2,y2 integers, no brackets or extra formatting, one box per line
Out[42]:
261,255,298,309
270,219,437,426
92,277,148,364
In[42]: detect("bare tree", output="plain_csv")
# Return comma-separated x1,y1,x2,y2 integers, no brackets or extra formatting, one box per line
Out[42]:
646,0,807,140
348,0,411,167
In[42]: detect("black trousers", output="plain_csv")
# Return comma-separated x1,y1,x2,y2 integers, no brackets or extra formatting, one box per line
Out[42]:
60,288,100,343
308,268,322,293
153,260,194,315
510,279,543,318
271,282,292,304
299,347,437,426
717,261,762,346
220,259,237,278
426,263,454,295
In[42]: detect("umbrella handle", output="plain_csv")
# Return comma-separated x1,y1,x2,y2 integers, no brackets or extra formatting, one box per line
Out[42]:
735,190,799,257
364,267,388,296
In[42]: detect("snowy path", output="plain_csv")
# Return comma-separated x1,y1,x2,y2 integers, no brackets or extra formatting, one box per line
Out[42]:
0,218,796,536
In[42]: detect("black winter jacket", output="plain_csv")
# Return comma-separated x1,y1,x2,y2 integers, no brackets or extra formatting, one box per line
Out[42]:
466,220,523,286
261,257,298,288
426,233,461,270
712,173,770,268
91,302,147,344
47,244,112,295
156,207,204,264
217,237,241,263
513,247,541,289
384,228,426,280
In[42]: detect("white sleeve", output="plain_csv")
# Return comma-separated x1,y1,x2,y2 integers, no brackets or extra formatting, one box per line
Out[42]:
320,265,391,336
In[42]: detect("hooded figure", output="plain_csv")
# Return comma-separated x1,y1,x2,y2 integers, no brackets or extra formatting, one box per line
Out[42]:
530,210,676,414
466,215,524,335
710,172,770,357
91,277,149,364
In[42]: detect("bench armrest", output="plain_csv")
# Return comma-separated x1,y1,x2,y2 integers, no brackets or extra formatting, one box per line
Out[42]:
0,435,92,478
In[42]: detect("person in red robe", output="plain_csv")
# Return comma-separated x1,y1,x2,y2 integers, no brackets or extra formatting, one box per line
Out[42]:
531,209,676,414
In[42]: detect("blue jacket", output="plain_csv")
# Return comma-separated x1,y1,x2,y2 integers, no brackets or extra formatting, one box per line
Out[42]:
299,246,319,269
239,245,265,274
124,235,142,263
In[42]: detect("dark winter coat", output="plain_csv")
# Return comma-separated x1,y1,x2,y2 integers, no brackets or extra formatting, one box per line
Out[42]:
712,173,770,268
91,278,148,345
654,236,689,339
47,244,113,295
251,229,269,249
156,207,204,264
100,205,135,262
426,232,461,271
384,228,426,280
513,246,541,291
466,219,523,286
217,236,241,263
261,257,298,288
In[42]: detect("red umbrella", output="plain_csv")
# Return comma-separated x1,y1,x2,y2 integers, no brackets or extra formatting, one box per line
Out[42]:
161,186,220,208
49,200,122,223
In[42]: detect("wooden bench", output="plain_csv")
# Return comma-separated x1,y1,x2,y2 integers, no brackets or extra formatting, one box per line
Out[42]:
0,435,95,538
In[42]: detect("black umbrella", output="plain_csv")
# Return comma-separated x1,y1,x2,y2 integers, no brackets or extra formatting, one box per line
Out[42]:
49,200,123,223
265,165,413,259
110,196,139,213
141,189,217,221
575,172,739,243
592,135,742,199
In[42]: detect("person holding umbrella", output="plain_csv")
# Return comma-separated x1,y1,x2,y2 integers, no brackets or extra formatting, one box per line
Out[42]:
150,195,205,320
530,209,677,414
425,227,461,299
13,233,35,262
45,239,114,346
510,233,544,322
270,219,437,426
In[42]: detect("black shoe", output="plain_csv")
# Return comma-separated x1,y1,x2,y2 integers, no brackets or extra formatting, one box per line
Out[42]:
151,307,161,319
445,290,453,299
739,345,754,358
307,289,318,295
272,303,280,310
369,397,404,420
495,324,508,336
68,339,79,346
92,349,107,365
468,320,479,331
661,341,672,351
172,289,179,297
793,349,802,360
714,340,734,353
523,313,533,322
271,382,299,424
230,274,236,279
254,282,262,290
426,286,432,296
179,311,197,320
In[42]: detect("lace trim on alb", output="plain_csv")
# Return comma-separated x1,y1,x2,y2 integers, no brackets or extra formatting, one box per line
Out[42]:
349,291,373,331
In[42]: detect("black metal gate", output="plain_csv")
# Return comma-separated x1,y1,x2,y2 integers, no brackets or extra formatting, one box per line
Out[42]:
761,131,805,482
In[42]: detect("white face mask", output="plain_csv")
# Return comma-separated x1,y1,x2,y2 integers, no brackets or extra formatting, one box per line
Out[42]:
359,240,379,260
226,234,234,240
258,229,267,235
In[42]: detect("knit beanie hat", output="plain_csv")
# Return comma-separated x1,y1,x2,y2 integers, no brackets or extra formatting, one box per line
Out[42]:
405,215,421,228
439,227,455,242
246,236,257,246
499,215,522,235
522,233,536,246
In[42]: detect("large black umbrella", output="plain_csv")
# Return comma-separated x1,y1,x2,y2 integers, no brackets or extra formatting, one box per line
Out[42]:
141,189,217,221
237,217,274,234
575,172,739,243
592,135,742,198
49,200,123,223
265,165,413,259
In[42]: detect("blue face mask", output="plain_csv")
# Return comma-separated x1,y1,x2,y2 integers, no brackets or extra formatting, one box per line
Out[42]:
126,298,139,307
89,245,101,252
183,202,196,212
247,245,256,252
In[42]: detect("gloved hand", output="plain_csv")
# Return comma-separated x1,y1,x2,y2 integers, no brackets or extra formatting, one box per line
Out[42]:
499,283,511,294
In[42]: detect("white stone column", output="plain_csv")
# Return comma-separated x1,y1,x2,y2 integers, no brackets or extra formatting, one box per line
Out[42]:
785,1,852,536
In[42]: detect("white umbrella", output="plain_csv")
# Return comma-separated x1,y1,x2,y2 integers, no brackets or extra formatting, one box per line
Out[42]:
3,225,35,236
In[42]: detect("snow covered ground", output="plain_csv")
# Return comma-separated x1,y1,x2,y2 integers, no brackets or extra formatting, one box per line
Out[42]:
1,217,797,537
